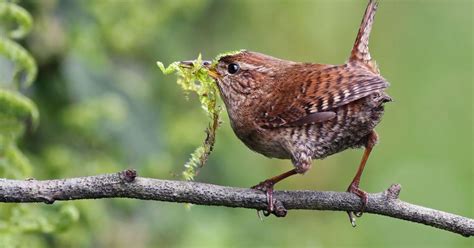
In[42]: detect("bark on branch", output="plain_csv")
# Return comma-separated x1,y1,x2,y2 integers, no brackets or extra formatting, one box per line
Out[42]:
0,169,472,237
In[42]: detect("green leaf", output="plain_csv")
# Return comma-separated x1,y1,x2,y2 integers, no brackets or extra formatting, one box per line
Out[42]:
156,61,181,75
0,2,33,40
0,89,39,128
55,205,80,232
0,37,38,88
0,143,32,177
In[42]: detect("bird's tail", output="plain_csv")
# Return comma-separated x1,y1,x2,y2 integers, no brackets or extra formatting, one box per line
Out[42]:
349,0,379,73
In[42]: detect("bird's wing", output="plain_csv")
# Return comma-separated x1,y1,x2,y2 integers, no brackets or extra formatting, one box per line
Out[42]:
256,0,385,129
256,64,389,128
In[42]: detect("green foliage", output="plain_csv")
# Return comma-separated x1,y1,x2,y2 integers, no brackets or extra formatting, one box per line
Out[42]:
0,0,37,179
0,89,39,126
0,1,36,88
0,0,32,39
0,1,78,247
61,94,127,134
157,54,221,180
0,36,37,87
0,205,79,233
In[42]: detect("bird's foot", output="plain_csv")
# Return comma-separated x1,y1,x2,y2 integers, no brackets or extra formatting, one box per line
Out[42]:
251,180,287,217
251,180,275,216
346,182,368,227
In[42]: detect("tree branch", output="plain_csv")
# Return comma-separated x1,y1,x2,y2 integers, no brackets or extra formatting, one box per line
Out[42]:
0,169,472,237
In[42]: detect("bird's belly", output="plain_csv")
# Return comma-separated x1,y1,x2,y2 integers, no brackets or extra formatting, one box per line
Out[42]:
237,92,390,160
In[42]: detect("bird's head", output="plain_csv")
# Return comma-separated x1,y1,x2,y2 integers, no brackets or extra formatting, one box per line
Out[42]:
181,50,292,106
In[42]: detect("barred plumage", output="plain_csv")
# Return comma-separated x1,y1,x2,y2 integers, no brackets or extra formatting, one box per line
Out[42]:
185,0,390,221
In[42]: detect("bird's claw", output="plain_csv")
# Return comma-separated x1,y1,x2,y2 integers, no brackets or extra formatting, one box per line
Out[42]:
346,182,368,227
252,180,287,217
252,180,275,214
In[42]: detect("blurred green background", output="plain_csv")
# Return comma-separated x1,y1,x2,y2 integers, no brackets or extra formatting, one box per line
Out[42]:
1,0,472,247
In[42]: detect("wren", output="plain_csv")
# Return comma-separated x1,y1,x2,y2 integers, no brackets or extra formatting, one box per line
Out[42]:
182,0,390,224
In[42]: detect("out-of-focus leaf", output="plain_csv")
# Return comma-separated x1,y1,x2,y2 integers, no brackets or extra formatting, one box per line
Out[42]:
0,143,32,177
0,2,33,39
61,93,128,132
0,89,39,128
0,37,37,87
55,205,80,232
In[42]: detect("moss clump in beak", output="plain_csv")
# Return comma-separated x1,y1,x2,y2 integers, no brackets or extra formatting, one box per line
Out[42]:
179,59,218,79
156,54,221,181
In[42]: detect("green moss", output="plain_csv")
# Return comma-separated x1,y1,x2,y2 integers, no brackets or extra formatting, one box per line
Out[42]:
157,53,224,180
213,49,245,65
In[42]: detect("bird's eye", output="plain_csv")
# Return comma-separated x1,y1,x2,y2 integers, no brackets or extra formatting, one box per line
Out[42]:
227,63,240,74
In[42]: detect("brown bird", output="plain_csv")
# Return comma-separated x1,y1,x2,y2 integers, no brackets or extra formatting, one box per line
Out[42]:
183,0,390,224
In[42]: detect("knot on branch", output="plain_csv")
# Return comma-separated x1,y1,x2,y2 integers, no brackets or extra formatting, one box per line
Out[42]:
384,183,401,200
273,200,287,217
119,169,137,183
39,195,55,204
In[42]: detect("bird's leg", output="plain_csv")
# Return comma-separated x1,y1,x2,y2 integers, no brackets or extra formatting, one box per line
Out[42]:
252,153,311,217
347,130,378,226
251,169,297,217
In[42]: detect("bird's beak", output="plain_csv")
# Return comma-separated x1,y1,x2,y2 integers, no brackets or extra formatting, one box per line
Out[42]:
180,60,219,79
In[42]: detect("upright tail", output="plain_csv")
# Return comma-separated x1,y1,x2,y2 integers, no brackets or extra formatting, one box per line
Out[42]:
349,0,379,73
